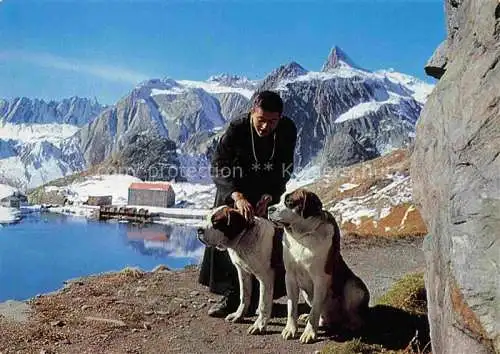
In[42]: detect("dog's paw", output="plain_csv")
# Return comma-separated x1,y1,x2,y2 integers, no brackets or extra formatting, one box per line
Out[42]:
225,311,244,323
298,313,309,323
281,322,297,340
247,319,266,335
300,323,317,344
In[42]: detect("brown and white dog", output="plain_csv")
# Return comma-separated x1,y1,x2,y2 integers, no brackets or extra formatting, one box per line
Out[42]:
197,205,276,334
268,188,370,344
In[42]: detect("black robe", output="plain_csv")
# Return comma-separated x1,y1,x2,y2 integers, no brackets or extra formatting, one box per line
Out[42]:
198,113,297,297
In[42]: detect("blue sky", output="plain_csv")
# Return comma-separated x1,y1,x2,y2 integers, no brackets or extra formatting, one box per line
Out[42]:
0,1,446,104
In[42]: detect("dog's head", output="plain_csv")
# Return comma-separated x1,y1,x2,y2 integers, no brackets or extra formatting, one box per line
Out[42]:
268,188,323,226
197,205,250,250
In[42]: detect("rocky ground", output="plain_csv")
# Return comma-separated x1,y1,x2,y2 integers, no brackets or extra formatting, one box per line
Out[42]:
0,236,427,354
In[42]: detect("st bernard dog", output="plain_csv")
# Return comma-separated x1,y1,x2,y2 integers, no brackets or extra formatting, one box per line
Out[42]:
197,205,276,334
268,188,370,344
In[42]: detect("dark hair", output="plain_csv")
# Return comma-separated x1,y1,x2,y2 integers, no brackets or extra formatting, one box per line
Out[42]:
252,90,283,114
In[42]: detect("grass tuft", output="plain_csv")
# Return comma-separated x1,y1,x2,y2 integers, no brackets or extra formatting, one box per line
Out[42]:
120,267,145,278
377,272,427,315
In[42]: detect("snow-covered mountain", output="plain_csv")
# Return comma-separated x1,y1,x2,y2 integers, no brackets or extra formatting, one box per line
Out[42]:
0,97,106,190
250,50,433,169
0,46,434,189
0,96,104,126
68,47,433,183
70,75,259,177
321,46,366,72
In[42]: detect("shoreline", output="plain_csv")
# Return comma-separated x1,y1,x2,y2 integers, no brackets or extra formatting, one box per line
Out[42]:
1,208,425,306
0,265,176,323
43,203,208,225
0,233,425,317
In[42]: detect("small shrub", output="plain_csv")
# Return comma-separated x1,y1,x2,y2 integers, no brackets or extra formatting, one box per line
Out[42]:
120,267,144,279
377,273,427,315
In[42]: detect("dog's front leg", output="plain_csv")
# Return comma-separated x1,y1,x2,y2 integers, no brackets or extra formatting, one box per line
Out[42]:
248,269,274,335
300,277,328,344
225,266,252,323
281,272,299,340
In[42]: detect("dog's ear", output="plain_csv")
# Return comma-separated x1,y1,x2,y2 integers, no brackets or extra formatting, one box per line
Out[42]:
284,190,306,210
211,207,248,240
288,189,323,219
301,190,323,219
324,216,341,275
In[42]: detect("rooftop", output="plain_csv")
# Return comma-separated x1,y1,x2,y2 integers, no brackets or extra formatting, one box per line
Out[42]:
129,182,173,191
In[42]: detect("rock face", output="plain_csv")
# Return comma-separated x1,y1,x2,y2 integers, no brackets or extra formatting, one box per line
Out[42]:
425,40,449,79
319,131,378,168
72,79,228,167
100,134,183,182
411,1,500,353
212,92,249,121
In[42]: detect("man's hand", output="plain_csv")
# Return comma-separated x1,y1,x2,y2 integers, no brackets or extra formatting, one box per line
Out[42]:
232,192,254,221
255,194,272,217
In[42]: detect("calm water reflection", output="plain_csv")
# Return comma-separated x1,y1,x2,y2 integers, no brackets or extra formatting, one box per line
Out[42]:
0,213,204,302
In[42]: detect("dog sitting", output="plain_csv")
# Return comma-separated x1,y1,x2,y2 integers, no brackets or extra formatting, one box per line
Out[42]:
197,205,276,334
268,188,370,344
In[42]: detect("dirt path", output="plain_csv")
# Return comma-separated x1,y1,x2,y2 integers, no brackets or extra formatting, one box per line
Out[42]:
341,237,425,304
0,237,425,354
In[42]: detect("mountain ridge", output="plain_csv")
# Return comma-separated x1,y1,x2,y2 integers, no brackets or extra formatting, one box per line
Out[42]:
0,46,434,189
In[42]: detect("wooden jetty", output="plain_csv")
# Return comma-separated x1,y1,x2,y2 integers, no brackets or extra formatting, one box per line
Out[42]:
97,205,159,223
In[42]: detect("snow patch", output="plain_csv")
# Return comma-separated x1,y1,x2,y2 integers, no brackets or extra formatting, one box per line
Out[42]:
285,164,321,194
338,183,359,192
330,174,413,226
146,77,256,100
380,207,392,219
49,174,142,206
331,200,377,226
375,69,434,104
150,87,185,96
0,184,18,200
400,205,416,227
0,207,21,224
276,69,362,91
179,80,255,99
170,182,216,209
335,94,401,123
0,123,79,144
44,174,216,211
0,153,78,190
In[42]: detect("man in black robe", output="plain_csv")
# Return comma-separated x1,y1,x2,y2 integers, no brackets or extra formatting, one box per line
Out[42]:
198,90,297,317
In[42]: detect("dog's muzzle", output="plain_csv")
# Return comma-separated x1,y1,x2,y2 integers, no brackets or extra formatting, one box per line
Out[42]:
267,208,290,228
267,207,281,223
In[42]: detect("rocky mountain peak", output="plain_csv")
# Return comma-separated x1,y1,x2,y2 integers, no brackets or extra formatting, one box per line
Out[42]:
257,61,308,92
207,74,257,89
274,61,308,79
130,78,183,102
321,46,363,71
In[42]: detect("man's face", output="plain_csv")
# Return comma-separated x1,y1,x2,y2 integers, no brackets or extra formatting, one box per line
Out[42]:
251,107,281,137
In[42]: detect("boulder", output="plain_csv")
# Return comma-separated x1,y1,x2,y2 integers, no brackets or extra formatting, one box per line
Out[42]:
411,0,500,353
425,40,449,79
